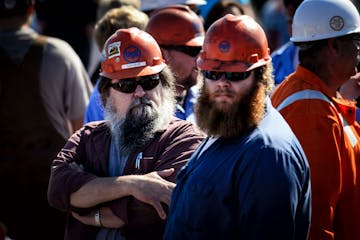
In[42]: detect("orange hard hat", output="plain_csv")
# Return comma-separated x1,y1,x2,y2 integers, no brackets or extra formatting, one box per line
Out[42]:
100,27,166,80
197,14,271,72
145,5,205,47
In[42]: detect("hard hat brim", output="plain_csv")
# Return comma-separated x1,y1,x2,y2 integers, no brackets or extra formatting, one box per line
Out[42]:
100,63,167,80
197,57,271,72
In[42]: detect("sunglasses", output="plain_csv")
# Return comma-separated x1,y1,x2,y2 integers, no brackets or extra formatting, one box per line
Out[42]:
201,70,251,81
110,74,160,93
163,45,202,57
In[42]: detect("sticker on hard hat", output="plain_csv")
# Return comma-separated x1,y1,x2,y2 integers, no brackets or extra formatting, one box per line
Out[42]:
108,41,121,59
330,16,344,31
124,46,141,63
121,61,146,69
218,41,231,53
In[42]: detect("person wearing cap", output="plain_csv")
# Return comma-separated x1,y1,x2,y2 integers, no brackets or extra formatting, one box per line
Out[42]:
0,0,92,239
146,4,205,124
270,0,303,86
84,5,149,123
47,27,206,240
271,0,360,239
164,14,311,239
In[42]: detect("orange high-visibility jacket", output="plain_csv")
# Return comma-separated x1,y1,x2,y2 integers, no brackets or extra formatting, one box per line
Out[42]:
271,65,360,240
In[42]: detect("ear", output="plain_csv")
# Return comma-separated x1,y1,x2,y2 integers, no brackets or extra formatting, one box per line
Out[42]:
327,37,343,56
160,48,171,61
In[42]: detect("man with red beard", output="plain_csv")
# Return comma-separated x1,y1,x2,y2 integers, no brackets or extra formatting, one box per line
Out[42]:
164,14,311,240
47,27,206,240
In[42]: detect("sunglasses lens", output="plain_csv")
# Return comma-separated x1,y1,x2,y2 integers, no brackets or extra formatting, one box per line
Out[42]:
203,70,222,80
165,45,201,57
140,77,160,91
202,71,251,81
184,47,201,57
111,75,160,93
113,78,137,93
225,71,251,81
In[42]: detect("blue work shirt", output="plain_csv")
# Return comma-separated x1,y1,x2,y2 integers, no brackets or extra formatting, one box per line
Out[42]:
175,85,199,124
84,81,104,123
271,41,298,85
164,98,311,240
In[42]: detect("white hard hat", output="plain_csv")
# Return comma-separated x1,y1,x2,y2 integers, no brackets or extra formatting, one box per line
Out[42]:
291,0,360,42
185,0,207,5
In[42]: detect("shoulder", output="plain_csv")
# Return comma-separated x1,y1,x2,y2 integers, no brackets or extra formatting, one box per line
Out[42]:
155,118,206,147
243,101,303,157
271,41,295,57
83,120,108,131
42,36,83,64
165,118,206,137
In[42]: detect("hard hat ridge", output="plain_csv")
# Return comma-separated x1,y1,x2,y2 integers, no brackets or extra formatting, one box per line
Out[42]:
145,4,205,47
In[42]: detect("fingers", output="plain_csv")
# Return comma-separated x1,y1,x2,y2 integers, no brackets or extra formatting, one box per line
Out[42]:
157,168,175,178
152,201,167,220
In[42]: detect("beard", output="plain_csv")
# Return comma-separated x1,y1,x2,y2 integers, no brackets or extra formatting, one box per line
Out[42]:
104,91,175,155
195,81,266,139
176,68,199,91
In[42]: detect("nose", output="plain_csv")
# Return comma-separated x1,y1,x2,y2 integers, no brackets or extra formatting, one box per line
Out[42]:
217,75,231,87
133,84,146,97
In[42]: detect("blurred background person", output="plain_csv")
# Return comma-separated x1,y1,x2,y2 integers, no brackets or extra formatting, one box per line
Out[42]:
146,4,205,124
34,0,97,69
84,4,149,123
198,0,255,21
0,0,92,239
203,0,245,30
88,0,142,85
270,0,303,85
260,0,289,53
340,70,360,123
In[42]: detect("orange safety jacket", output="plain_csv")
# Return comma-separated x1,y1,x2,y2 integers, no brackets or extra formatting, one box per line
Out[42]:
271,65,360,240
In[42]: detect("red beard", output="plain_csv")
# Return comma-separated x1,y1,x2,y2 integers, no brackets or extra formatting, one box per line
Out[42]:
195,82,266,138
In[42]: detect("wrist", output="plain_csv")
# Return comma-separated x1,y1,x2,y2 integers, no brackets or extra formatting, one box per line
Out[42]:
94,208,103,227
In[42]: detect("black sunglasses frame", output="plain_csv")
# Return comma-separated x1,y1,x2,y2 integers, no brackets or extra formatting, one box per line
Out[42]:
110,75,160,93
201,70,251,82
162,45,202,57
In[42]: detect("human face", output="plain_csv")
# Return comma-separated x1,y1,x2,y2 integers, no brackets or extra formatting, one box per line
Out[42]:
202,70,254,112
195,69,265,138
107,74,164,119
162,46,202,91
338,34,360,77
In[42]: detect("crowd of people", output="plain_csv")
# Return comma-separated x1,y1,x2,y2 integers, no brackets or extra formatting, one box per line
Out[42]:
1,0,360,240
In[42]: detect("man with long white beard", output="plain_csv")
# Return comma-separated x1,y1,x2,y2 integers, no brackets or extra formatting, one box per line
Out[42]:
164,14,311,240
47,27,206,240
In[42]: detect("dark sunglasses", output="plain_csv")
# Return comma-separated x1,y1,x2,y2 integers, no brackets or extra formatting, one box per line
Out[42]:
110,74,160,93
163,45,202,57
201,70,251,82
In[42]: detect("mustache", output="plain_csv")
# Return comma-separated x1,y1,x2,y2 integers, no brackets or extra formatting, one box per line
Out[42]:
213,89,236,97
129,97,153,108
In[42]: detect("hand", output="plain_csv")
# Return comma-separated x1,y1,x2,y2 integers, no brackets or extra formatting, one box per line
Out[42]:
71,207,125,228
128,168,176,219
